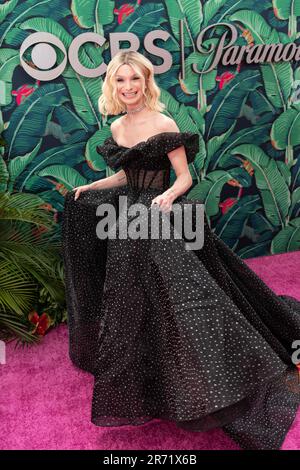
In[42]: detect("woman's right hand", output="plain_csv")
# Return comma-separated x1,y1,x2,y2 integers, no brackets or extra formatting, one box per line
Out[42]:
72,184,92,201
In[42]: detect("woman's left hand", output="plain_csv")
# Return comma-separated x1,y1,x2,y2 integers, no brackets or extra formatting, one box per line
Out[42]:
151,189,176,213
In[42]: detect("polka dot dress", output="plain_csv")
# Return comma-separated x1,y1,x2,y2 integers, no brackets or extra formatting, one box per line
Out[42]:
61,132,300,450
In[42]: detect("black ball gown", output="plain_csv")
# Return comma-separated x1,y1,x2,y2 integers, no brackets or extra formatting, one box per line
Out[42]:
61,131,300,450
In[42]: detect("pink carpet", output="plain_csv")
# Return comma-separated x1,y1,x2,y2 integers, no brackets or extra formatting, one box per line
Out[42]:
1,251,300,450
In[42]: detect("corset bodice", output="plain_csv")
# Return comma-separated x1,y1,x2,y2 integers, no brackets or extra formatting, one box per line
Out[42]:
124,168,171,190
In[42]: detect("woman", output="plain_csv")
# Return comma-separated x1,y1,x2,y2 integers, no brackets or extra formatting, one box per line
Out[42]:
61,51,300,450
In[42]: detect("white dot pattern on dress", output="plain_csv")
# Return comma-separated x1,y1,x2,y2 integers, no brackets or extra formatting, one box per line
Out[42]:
61,131,300,450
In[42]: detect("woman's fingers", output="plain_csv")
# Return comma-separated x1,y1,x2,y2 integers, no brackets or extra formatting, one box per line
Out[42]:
73,184,89,200
160,203,171,213
74,188,83,200
151,197,171,212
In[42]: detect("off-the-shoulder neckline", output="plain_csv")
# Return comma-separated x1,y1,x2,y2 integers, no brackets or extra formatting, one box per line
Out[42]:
110,131,194,150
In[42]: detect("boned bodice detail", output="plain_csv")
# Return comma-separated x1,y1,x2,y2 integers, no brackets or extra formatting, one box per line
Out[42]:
124,168,171,190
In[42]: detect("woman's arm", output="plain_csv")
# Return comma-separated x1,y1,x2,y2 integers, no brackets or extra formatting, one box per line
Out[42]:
150,119,193,212
89,169,128,190
165,146,193,198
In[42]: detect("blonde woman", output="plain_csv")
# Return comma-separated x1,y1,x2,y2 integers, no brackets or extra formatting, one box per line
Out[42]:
62,51,300,450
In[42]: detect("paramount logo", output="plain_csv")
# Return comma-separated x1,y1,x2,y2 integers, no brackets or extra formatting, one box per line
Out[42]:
195,23,300,74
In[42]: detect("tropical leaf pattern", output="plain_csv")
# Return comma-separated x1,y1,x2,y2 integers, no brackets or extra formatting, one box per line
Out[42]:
0,0,300,257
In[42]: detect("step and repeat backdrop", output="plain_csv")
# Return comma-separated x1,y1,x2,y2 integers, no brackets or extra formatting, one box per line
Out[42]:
1,0,300,258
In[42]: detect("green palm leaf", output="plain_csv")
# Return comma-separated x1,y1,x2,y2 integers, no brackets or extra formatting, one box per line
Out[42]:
54,105,90,133
0,308,40,345
273,0,300,40
0,260,36,315
0,0,19,24
3,83,69,159
37,165,87,190
229,10,293,109
206,123,236,170
202,0,228,27
19,17,103,127
209,125,271,171
237,238,273,258
86,129,111,172
164,0,203,44
187,169,233,216
215,195,261,249
289,187,300,218
230,9,280,43
63,67,102,126
13,142,85,192
0,48,19,106
183,46,218,106
0,0,70,48
0,186,65,343
273,0,300,18
206,70,261,139
7,141,42,191
271,105,300,167
0,155,9,191
249,211,276,233
260,62,293,110
70,0,114,31
271,217,300,252
0,192,55,228
230,144,290,227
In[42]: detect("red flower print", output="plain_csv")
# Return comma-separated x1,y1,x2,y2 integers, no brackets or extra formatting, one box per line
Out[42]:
11,81,40,106
216,71,236,90
219,197,238,215
114,4,135,24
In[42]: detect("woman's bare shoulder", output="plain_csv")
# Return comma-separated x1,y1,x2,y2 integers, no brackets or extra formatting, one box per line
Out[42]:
111,116,124,130
154,113,180,132
110,116,124,138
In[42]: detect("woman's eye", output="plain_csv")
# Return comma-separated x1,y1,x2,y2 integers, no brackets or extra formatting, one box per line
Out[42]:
117,77,140,82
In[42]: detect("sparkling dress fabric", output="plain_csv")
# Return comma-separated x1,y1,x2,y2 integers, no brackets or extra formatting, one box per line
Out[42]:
61,131,300,450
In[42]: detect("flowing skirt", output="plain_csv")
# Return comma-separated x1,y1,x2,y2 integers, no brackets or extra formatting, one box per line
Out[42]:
61,186,300,450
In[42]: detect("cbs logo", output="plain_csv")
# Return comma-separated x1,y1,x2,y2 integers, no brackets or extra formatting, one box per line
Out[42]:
19,30,174,81
20,32,108,81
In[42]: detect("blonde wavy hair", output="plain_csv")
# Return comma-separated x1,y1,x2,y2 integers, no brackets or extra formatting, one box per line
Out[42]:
98,51,165,116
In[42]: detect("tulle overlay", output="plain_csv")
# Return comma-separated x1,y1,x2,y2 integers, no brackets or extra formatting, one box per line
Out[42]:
61,132,300,450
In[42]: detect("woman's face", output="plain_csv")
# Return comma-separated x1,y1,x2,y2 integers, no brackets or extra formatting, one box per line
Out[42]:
114,64,145,108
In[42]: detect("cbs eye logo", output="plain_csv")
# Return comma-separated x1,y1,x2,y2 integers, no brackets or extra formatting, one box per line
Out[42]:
20,32,106,80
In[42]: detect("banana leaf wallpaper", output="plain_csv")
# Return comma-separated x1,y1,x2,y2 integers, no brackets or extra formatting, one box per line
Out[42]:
0,0,300,340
